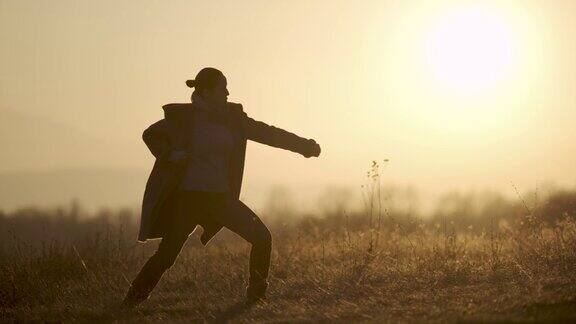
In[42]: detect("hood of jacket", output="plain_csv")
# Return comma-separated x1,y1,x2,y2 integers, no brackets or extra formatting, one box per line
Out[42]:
162,102,245,122
162,103,194,122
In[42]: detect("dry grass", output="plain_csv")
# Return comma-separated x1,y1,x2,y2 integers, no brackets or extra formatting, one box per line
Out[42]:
1,166,575,322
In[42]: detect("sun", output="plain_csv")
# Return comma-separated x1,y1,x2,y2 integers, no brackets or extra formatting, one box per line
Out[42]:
423,5,514,95
370,2,538,134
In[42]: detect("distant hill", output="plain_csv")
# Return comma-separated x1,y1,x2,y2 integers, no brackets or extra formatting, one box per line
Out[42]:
0,108,331,214
0,108,137,171
0,108,150,212
0,167,148,213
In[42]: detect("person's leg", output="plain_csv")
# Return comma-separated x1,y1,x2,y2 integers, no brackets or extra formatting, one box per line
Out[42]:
122,228,190,306
214,198,272,299
123,192,197,307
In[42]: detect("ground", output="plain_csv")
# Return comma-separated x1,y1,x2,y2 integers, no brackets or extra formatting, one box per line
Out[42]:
1,214,575,323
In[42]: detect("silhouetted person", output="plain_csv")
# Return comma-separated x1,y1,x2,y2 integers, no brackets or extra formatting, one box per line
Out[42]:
122,67,321,307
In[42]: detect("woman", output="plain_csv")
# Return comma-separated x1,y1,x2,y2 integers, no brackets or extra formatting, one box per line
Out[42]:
122,67,321,307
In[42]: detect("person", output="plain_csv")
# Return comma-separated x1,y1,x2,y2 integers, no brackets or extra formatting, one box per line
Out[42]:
122,67,321,307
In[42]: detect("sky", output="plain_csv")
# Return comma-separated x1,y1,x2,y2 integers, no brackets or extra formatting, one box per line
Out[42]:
1,0,575,214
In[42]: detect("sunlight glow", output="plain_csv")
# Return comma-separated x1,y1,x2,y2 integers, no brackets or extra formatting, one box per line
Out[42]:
371,2,542,137
424,5,514,95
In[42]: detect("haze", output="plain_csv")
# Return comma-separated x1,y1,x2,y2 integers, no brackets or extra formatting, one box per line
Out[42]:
1,0,575,213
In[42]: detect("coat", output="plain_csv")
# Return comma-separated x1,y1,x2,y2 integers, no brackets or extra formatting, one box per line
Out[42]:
137,102,316,244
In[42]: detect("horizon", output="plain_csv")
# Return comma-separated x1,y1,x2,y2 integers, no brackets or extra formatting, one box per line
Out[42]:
1,0,575,214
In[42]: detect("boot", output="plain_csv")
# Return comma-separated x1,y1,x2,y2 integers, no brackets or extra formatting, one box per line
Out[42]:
121,283,152,308
246,281,268,303
121,270,162,308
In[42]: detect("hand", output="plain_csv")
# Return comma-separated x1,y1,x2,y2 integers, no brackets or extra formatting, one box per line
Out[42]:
168,149,190,162
303,139,321,158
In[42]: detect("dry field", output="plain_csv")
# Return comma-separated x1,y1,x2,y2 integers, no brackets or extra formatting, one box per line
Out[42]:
1,168,576,323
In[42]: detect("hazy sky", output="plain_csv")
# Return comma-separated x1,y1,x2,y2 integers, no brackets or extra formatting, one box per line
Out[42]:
1,0,575,212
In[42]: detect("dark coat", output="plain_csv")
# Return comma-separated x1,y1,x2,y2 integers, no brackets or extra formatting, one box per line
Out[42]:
137,102,316,244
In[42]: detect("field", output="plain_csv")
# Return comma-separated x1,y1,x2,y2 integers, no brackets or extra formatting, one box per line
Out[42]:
1,174,576,323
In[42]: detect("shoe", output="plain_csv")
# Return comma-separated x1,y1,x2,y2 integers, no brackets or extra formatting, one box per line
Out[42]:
246,281,268,302
121,284,151,308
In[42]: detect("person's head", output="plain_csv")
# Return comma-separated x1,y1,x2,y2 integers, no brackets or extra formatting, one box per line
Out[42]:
186,67,229,108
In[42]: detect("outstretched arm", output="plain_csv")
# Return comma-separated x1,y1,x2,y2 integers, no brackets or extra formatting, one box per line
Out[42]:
241,112,321,158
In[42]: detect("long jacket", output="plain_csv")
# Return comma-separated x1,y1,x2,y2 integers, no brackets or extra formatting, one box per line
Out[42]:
137,102,315,244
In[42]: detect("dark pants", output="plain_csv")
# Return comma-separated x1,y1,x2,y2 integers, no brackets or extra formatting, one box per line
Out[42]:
128,190,272,298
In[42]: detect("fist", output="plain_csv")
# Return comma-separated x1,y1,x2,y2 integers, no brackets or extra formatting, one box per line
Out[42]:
303,139,321,158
